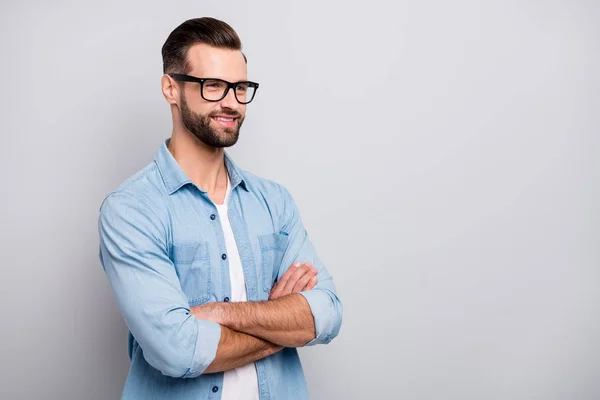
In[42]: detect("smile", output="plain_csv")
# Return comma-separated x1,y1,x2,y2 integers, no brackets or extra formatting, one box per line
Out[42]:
211,115,238,128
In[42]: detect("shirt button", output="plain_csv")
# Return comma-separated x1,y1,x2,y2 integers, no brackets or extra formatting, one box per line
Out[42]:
224,297,230,302
221,254,227,260
210,214,216,220
212,386,219,393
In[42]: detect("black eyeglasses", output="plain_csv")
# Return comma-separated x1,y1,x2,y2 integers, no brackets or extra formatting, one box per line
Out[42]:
169,73,259,104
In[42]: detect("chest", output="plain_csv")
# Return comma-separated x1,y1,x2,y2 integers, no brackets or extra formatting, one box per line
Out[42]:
165,187,289,305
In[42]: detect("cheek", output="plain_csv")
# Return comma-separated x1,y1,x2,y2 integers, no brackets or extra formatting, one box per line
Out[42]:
196,104,218,119
184,91,215,114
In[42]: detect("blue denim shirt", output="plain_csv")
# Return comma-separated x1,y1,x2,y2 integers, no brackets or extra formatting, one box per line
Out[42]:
98,139,343,399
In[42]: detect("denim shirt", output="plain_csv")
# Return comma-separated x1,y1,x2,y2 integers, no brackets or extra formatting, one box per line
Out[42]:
98,139,343,399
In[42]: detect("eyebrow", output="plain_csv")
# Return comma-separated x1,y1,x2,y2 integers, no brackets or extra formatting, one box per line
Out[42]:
187,72,249,82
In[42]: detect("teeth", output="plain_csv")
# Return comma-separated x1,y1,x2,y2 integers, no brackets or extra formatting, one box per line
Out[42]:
214,117,234,122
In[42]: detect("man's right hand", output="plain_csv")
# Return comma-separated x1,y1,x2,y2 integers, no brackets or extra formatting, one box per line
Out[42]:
269,261,318,300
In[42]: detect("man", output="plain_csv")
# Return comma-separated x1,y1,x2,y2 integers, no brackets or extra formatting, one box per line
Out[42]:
98,17,342,399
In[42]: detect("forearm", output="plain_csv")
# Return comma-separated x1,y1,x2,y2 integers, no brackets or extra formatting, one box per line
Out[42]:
217,294,316,347
203,325,282,374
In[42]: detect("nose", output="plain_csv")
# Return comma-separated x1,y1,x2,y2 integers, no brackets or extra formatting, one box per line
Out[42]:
219,86,240,111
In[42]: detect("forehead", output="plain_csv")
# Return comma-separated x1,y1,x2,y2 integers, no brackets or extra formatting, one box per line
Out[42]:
186,43,247,81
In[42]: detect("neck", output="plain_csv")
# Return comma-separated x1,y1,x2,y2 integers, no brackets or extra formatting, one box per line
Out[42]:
168,129,228,196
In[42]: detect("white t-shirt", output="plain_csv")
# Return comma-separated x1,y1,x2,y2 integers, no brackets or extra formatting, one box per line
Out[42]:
215,176,260,400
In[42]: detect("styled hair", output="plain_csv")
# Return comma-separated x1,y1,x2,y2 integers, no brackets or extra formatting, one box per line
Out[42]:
161,17,246,74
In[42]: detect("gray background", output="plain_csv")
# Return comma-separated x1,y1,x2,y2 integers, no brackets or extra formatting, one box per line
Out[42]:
0,0,598,399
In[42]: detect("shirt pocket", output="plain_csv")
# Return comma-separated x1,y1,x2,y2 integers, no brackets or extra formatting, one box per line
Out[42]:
258,232,289,293
171,241,211,306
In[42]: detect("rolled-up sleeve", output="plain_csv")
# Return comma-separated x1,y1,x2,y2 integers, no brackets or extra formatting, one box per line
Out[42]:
277,185,343,346
98,192,221,378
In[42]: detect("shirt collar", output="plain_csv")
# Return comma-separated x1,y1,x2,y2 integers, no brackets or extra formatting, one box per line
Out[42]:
155,138,249,195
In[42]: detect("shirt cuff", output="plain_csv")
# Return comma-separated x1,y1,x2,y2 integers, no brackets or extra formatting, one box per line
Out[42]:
299,290,335,346
183,319,222,378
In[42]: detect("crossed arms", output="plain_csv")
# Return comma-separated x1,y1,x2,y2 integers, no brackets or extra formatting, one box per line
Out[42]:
98,187,342,378
199,263,319,374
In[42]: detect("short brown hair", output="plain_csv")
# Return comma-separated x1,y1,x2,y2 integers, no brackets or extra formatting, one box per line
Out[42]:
161,17,246,74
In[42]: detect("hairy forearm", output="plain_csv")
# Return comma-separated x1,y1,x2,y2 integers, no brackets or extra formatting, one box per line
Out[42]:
203,325,282,374
209,294,315,347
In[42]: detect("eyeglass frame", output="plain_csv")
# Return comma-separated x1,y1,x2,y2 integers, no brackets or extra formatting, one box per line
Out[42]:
168,73,259,104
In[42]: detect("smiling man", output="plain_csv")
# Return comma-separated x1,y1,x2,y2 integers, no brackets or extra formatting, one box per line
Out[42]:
97,17,342,399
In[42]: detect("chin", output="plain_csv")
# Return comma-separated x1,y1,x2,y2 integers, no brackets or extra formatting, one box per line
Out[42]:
211,121,239,131
215,125,239,135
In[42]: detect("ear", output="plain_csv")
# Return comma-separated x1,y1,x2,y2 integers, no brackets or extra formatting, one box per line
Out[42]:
161,74,179,105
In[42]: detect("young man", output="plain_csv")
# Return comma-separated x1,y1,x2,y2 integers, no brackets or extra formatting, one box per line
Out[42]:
98,17,342,399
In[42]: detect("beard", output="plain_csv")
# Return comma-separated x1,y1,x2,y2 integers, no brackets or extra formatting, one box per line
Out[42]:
180,93,244,148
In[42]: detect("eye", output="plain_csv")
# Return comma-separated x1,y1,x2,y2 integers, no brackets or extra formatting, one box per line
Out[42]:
204,79,226,90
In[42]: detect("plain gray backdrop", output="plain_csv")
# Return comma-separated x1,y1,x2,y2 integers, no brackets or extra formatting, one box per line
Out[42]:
1,1,598,399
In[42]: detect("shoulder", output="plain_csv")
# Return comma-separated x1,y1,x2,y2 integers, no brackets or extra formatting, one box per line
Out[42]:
240,169,298,215
99,161,169,223
242,169,284,194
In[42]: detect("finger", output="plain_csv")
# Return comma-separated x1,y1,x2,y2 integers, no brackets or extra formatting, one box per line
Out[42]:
280,264,311,295
293,269,317,293
301,267,318,290
303,275,318,291
281,264,312,294
270,261,301,298
270,281,283,300
277,261,301,288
